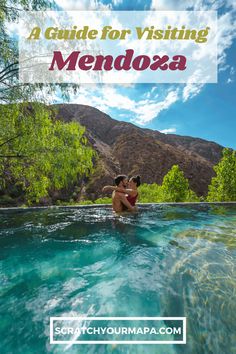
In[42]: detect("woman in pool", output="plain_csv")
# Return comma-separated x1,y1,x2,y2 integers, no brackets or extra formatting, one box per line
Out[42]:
103,175,141,210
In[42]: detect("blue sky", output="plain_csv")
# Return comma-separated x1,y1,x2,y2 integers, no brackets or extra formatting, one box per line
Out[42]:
54,0,236,149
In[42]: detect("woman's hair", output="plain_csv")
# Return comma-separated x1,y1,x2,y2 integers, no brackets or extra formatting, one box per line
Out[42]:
130,175,141,187
114,175,128,186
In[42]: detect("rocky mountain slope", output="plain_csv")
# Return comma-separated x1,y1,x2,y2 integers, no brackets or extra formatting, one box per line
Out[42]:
54,104,223,199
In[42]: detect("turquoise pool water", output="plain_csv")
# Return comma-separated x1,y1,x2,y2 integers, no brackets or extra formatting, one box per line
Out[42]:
0,204,236,354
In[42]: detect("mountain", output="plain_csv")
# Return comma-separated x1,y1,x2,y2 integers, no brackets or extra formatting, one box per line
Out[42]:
54,104,223,199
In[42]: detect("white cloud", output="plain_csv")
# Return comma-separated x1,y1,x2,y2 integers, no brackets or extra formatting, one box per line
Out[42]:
183,83,204,101
20,0,235,125
151,1,236,68
216,12,236,67
56,0,111,10
151,0,236,104
151,86,158,93
182,70,206,101
101,86,136,110
133,90,179,125
160,128,177,134
227,0,236,10
226,66,235,83
112,0,123,6
62,85,136,114
58,84,179,125
151,0,234,11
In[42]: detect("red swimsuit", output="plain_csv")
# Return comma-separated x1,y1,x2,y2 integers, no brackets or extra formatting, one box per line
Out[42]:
126,193,138,206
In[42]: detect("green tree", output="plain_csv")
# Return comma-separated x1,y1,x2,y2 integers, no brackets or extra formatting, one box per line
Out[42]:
139,183,163,203
94,197,112,204
0,103,95,203
160,165,199,202
0,0,57,102
207,148,236,202
185,189,200,202
138,167,199,203
0,0,79,105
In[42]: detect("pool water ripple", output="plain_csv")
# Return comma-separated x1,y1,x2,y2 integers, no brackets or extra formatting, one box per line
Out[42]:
0,204,236,354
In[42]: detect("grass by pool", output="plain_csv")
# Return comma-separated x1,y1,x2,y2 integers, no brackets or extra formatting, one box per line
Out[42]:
0,204,236,354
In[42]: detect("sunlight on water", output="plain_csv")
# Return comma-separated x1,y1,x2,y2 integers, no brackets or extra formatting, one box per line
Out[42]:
0,204,236,354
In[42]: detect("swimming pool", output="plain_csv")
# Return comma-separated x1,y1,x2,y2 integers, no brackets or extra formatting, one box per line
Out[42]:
0,204,236,353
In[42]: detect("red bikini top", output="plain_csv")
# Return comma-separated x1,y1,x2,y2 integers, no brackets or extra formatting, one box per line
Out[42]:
126,193,138,206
